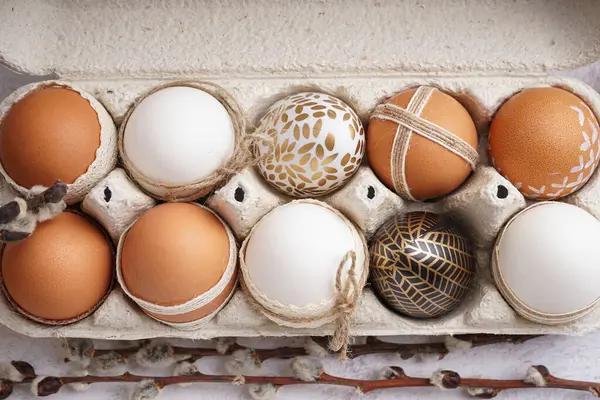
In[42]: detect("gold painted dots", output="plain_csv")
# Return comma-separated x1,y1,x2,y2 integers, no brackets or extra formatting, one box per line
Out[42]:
255,92,365,197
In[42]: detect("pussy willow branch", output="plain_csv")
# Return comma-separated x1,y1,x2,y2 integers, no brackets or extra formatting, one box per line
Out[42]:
86,334,541,365
14,362,600,398
0,180,67,243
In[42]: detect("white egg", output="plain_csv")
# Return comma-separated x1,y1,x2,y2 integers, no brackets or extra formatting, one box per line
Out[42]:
242,201,367,324
493,202,600,324
122,86,235,199
255,92,365,198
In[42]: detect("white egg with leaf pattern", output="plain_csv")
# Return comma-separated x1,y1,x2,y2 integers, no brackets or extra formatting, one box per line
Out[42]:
255,92,365,198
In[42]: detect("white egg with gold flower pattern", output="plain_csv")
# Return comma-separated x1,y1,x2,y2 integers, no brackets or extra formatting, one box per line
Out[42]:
256,92,365,197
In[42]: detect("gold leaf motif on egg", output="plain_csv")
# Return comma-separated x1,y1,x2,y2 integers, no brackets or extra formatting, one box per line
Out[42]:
349,124,356,140
282,154,294,161
281,113,288,123
285,166,297,178
299,143,315,154
310,157,319,171
293,125,300,140
312,171,323,180
343,113,351,121
341,154,351,166
325,134,335,151
281,138,289,152
295,105,303,113
298,174,312,183
313,111,326,118
281,121,293,135
316,144,324,159
291,164,306,173
312,105,326,110
274,144,281,161
302,123,310,139
322,153,338,165
313,119,322,138
327,109,337,119
324,166,337,173
296,113,309,122
299,154,311,165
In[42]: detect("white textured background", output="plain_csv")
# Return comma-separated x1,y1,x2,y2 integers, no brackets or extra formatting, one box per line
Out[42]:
2,64,600,399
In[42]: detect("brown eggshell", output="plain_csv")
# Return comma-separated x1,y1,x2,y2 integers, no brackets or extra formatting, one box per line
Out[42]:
0,85,101,188
367,87,478,200
1,212,113,322
120,203,232,322
489,87,600,200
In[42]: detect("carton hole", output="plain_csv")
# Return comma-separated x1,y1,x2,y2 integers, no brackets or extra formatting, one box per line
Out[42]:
103,187,112,203
234,187,245,202
367,186,375,199
496,185,508,199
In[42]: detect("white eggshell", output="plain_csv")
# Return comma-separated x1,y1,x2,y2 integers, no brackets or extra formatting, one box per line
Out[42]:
256,92,365,198
244,202,363,307
123,86,235,196
495,202,600,316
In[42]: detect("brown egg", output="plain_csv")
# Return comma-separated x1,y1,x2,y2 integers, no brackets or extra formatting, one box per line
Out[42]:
0,85,101,188
489,87,600,200
367,86,478,201
120,203,235,324
1,212,113,323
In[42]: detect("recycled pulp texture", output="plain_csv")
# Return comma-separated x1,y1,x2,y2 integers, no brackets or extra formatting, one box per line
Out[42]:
1,0,600,340
0,76,599,339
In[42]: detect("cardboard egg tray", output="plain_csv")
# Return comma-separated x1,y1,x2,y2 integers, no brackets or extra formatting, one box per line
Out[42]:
1,0,600,340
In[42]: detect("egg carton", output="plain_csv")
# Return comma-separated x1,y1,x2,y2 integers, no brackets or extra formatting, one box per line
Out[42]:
1,0,600,340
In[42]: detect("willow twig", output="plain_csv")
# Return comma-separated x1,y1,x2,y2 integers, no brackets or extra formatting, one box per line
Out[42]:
2,359,598,399
65,334,542,371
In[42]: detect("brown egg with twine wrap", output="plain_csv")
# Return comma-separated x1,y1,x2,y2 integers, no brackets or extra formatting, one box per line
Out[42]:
0,81,117,205
117,203,238,329
240,199,368,359
367,86,479,201
119,81,257,202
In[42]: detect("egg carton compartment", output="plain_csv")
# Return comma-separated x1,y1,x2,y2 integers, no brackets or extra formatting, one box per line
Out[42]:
0,75,599,339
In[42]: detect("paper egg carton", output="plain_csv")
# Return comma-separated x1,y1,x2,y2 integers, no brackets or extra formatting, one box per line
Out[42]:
1,0,600,340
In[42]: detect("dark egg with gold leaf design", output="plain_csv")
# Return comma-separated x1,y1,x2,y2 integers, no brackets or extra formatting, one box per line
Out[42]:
370,212,476,319
255,92,365,198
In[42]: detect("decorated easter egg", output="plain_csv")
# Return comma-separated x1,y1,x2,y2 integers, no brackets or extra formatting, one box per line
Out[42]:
0,82,117,204
120,84,238,201
367,86,479,201
493,202,600,324
370,212,476,319
118,203,237,328
255,92,365,197
489,87,600,200
241,200,368,328
1,212,113,325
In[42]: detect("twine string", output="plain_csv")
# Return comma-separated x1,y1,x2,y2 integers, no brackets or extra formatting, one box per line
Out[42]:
328,250,359,360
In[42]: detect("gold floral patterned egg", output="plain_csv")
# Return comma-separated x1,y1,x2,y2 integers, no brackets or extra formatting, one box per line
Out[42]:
256,92,365,197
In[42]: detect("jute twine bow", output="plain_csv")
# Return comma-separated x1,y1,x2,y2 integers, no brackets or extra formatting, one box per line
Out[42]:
370,86,479,200
239,199,368,361
328,250,359,359
118,80,270,202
